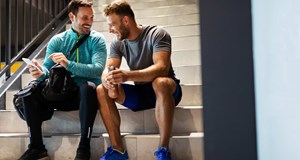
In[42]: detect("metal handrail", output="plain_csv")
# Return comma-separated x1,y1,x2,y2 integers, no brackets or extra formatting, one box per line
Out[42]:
0,7,69,79
0,16,70,99
0,0,70,108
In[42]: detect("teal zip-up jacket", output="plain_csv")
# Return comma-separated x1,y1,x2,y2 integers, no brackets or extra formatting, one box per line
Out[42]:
38,28,107,86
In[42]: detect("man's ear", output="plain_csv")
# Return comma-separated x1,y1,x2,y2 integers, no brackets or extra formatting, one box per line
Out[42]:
122,16,130,25
69,12,75,22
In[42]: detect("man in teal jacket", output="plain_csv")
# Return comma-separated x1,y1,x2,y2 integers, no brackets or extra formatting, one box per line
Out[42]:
18,0,107,160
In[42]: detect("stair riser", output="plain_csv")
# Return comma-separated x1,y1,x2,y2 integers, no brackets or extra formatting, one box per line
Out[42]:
174,65,202,85
0,136,104,160
171,50,201,66
0,111,28,133
0,108,202,134
94,4,199,21
93,14,199,32
105,35,201,56
101,25,200,42
179,85,202,106
0,134,203,160
93,0,198,10
103,135,204,160
6,84,202,110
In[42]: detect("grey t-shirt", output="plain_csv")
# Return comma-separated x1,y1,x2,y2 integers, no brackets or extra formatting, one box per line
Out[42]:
109,25,176,81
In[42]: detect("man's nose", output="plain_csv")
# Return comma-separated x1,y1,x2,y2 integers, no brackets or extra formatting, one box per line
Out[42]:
87,18,94,24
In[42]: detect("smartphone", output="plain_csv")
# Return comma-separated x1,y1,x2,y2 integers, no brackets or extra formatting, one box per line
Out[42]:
22,58,40,71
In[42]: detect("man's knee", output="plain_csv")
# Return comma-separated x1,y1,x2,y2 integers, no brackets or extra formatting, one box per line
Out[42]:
80,81,96,91
96,84,108,97
80,82,96,98
152,77,176,94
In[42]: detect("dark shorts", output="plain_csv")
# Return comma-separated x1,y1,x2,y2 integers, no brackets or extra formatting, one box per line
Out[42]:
121,78,182,111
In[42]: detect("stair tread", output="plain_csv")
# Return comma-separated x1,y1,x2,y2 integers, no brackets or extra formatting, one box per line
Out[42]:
1,105,203,112
0,132,204,138
103,132,204,138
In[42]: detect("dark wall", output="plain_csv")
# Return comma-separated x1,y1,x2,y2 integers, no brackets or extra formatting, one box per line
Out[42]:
199,0,257,160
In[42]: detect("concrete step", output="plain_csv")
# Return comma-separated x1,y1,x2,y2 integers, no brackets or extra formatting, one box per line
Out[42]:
19,65,202,87
101,24,200,42
172,49,201,66
94,4,199,22
0,132,203,160
105,35,201,55
165,24,200,38
5,83,202,110
174,65,202,85
0,110,28,133
0,133,104,160
93,0,198,10
6,61,202,110
180,84,202,106
103,132,204,160
0,106,202,134
17,49,201,89
113,49,201,69
92,13,199,32
116,64,201,84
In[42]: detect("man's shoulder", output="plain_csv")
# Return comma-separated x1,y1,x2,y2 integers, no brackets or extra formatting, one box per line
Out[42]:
48,30,69,46
144,25,166,32
143,25,169,37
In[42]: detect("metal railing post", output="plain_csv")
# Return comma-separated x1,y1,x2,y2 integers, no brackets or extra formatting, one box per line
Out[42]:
48,0,51,21
15,0,19,56
42,0,45,27
5,0,12,78
23,0,26,48
36,0,39,33
30,0,32,39
54,0,57,17
0,1,2,65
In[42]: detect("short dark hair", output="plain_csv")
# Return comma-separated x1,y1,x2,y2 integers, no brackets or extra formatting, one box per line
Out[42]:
68,0,93,16
104,0,135,20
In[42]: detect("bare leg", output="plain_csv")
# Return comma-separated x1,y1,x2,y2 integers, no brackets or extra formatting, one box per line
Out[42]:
96,84,125,152
152,77,176,147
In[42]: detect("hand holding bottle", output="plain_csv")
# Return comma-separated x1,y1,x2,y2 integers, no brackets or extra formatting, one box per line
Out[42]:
108,66,118,99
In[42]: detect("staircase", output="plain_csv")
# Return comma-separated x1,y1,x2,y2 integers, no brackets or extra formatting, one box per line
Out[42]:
0,0,202,159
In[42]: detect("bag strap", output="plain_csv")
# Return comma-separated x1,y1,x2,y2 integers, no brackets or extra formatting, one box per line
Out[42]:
66,33,90,58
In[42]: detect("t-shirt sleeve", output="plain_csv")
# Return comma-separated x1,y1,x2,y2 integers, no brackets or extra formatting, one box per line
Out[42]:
153,28,171,53
109,37,123,59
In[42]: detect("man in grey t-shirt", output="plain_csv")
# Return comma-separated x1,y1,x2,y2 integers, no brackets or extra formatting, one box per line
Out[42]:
97,1,182,160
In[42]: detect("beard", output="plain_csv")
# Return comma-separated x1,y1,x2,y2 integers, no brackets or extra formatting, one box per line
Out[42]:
117,23,130,40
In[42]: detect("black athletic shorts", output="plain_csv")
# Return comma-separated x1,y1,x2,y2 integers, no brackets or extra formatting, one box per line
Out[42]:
120,78,182,111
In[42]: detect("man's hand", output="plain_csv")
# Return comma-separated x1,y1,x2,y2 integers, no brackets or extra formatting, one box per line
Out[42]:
28,60,44,79
106,69,129,84
49,52,68,68
102,76,116,90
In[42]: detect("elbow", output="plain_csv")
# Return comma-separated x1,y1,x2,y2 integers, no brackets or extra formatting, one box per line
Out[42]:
158,66,169,77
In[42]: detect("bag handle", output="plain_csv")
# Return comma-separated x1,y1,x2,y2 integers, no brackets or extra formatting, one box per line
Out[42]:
66,33,90,58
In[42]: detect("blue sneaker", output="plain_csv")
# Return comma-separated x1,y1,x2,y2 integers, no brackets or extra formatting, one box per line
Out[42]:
154,147,172,160
100,146,129,160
